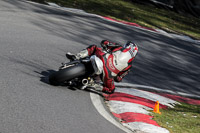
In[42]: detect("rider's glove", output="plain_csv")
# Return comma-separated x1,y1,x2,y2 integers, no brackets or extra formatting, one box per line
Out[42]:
114,69,130,82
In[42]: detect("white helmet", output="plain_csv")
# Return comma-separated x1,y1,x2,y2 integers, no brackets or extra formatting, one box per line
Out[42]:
124,41,138,57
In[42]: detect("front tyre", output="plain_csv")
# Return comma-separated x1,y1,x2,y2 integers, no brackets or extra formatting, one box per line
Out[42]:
49,63,86,85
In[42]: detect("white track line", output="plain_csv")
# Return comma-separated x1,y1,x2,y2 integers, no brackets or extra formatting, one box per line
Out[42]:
90,93,135,133
115,82,200,99
107,100,152,114
115,88,178,108
123,122,169,133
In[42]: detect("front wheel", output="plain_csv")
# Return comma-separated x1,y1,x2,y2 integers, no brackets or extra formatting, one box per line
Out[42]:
49,63,86,85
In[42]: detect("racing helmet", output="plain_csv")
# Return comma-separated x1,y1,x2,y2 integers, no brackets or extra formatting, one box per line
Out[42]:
123,41,138,56
124,41,137,49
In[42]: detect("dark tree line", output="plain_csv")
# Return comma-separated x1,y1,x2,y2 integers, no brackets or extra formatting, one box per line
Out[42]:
30,0,200,17
132,0,200,18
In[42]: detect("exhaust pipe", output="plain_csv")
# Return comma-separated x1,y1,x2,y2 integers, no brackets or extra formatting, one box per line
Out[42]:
81,79,88,90
82,79,88,85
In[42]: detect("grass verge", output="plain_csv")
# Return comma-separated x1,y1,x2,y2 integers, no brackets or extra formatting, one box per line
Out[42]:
152,102,200,133
32,0,200,39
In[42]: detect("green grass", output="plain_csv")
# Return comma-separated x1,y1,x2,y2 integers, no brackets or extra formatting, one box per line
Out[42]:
152,103,200,133
41,0,200,39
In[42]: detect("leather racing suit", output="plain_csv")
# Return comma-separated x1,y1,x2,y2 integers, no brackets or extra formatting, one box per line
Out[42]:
75,40,138,94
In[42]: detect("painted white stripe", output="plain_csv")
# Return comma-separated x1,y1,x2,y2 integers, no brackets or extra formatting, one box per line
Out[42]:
90,93,133,133
115,82,200,99
123,122,169,133
115,87,177,108
107,101,152,114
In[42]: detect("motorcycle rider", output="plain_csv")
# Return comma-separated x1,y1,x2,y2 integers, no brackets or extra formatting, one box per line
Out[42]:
66,40,138,94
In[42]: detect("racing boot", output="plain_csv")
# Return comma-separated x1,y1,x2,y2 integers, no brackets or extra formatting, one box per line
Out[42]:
66,52,77,61
66,49,89,61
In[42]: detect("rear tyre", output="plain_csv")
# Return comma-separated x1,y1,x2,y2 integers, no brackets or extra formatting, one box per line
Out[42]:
49,63,86,85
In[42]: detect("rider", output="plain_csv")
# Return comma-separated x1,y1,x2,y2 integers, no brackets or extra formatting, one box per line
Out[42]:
66,40,138,94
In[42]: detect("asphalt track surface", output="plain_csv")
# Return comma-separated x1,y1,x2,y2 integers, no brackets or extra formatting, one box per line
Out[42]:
0,0,199,133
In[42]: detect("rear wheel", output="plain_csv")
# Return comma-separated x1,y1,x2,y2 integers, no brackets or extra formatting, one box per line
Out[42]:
49,63,86,85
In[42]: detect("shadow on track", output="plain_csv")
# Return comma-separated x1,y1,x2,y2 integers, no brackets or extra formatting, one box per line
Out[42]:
4,0,200,96
35,70,78,91
36,70,105,97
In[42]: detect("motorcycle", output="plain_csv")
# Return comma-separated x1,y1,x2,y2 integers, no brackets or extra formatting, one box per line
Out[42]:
48,54,104,95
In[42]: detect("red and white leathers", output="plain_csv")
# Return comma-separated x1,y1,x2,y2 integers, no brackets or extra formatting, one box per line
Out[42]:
76,41,138,94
